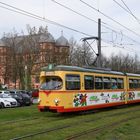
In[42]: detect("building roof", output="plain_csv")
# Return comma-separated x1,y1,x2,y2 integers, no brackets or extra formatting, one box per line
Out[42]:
56,31,69,47
39,32,55,43
0,39,5,47
0,31,69,48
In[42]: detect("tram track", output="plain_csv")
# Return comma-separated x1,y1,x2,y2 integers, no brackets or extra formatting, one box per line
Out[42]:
9,106,140,140
65,115,140,140
0,116,67,134
0,112,68,126
1,104,137,126
0,117,39,125
10,125,70,140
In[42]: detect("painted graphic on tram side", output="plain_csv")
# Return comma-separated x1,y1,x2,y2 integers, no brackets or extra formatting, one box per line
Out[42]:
73,91,140,107
73,94,87,107
89,96,99,102
73,92,122,107
120,92,135,100
128,92,135,100
137,92,140,97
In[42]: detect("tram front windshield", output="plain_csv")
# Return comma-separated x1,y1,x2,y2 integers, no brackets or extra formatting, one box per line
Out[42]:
40,76,62,90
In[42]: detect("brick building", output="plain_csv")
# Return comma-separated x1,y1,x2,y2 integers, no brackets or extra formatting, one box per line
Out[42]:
0,31,69,89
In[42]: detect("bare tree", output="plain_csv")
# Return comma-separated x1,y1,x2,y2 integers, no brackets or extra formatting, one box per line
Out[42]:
2,31,22,89
104,52,140,73
68,37,77,65
21,25,41,89
2,26,41,89
69,37,95,66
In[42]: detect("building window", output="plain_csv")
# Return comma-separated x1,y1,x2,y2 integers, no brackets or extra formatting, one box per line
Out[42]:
35,76,40,83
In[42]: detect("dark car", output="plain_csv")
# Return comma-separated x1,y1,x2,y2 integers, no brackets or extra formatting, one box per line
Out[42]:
9,90,32,106
9,93,23,106
19,90,32,106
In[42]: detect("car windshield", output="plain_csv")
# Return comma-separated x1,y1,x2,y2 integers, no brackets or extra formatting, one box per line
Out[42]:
9,91,16,94
4,91,10,94
40,76,62,90
0,94,11,98
21,93,30,98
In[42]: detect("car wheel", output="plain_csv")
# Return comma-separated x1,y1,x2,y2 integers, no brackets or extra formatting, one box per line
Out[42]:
0,102,4,109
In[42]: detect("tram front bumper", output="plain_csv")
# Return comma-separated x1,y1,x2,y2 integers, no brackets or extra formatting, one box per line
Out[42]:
38,105,64,112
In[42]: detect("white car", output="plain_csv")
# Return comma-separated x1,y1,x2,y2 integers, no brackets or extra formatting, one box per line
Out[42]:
0,94,17,108
0,90,10,94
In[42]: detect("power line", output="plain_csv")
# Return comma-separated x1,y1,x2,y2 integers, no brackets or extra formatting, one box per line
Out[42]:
113,0,140,25
0,1,93,37
113,0,132,14
51,0,98,24
121,0,140,24
98,21,140,45
102,38,140,54
0,0,140,52
51,0,140,45
80,0,140,38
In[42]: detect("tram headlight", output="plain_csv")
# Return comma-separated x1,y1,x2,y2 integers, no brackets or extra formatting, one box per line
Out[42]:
38,98,41,103
54,99,60,106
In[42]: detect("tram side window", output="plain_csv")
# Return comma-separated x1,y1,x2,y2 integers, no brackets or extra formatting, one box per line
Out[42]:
129,79,133,89
129,79,139,89
138,80,140,88
84,75,94,90
134,79,138,89
111,78,118,89
117,78,124,89
95,77,103,89
103,77,111,89
66,75,80,90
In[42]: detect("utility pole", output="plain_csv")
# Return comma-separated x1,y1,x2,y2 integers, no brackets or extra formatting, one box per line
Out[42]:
97,18,101,67
81,18,101,67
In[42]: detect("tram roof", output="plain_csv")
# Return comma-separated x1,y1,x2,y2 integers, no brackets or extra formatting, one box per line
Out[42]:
126,73,140,77
41,65,125,76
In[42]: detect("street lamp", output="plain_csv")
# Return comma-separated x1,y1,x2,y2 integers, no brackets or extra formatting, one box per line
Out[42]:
25,65,28,90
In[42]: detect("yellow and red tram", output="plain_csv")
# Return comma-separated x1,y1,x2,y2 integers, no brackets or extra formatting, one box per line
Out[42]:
38,65,140,113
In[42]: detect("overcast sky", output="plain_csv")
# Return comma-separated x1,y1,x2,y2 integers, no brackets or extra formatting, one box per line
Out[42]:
0,0,140,57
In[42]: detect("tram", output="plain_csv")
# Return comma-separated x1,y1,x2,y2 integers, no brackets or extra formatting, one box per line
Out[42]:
38,64,140,113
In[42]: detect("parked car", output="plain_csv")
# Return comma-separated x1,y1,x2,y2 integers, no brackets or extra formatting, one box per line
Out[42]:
20,91,32,106
31,89,39,98
8,92,23,106
0,102,3,108
0,94,17,108
0,90,10,94
31,89,39,104
9,90,32,106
